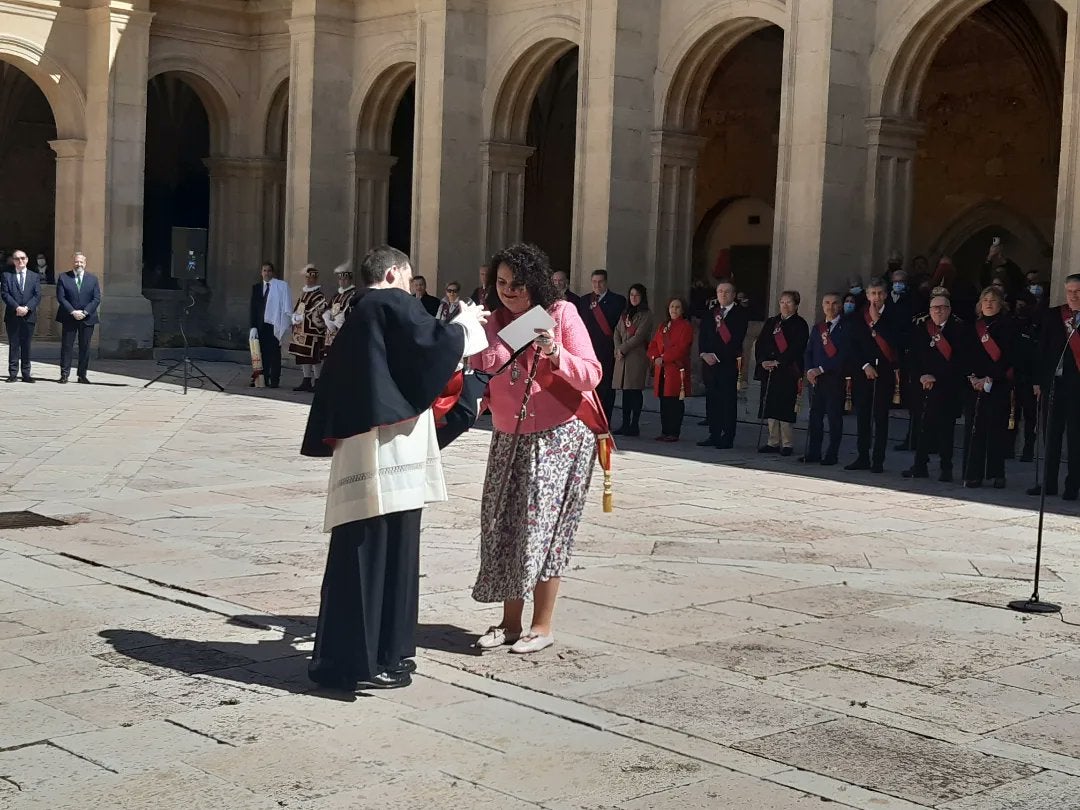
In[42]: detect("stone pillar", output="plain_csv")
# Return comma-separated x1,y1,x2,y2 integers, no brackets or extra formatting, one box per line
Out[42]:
204,158,280,342
48,138,86,271
646,131,704,305
572,0,657,291
864,117,924,276
479,141,534,258
347,149,398,266
772,0,875,311
83,2,155,356
285,2,353,274
1052,7,1080,304
412,0,486,283
261,160,287,273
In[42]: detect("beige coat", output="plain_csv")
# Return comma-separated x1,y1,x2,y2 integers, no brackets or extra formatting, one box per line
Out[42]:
613,309,654,390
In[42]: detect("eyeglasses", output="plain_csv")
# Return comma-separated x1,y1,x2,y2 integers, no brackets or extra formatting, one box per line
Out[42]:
446,288,459,294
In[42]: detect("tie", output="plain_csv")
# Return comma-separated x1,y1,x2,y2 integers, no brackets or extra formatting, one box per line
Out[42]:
263,282,268,298
76,272,82,290
18,272,24,291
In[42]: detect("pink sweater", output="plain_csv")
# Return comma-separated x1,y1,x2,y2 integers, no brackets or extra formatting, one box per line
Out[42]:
473,300,602,434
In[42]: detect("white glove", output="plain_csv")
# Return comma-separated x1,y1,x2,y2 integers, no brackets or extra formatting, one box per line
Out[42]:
291,313,303,326
323,311,336,332
333,314,345,329
249,327,259,340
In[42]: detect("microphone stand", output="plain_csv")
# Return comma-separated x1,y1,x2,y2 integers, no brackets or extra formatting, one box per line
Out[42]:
1009,316,1076,614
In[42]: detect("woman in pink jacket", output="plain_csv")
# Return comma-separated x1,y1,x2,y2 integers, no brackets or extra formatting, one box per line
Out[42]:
471,243,603,654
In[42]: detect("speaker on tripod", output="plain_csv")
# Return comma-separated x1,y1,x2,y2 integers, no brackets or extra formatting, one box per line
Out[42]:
143,227,224,394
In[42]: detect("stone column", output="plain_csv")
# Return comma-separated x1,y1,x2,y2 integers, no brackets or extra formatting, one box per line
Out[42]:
285,2,353,274
479,141,534,258
347,149,398,266
646,131,704,305
863,117,924,275
83,1,155,356
772,0,876,310
261,159,287,273
571,0,657,291
1052,7,1080,304
412,0,486,283
48,138,86,271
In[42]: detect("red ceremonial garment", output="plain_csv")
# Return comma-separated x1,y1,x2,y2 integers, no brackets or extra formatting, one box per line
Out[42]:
772,319,789,355
590,295,613,338
864,308,897,364
714,309,732,344
818,322,838,359
926,321,953,361
975,319,1002,362
1063,306,1080,369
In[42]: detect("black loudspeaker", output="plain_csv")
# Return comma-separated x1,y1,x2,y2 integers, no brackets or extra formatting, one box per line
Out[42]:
171,227,208,280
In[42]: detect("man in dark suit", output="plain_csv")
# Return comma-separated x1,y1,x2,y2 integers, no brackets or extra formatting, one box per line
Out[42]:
802,292,848,465
55,252,102,383
2,249,40,382
697,281,749,448
552,270,580,306
577,268,626,421
410,276,440,316
250,262,283,388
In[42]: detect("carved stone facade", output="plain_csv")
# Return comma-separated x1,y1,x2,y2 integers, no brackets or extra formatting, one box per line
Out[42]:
0,0,1074,354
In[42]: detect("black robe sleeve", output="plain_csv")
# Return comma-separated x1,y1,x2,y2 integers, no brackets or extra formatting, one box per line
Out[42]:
301,288,466,457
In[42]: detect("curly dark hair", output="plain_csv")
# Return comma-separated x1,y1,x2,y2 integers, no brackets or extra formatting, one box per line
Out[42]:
488,243,558,311
626,283,650,317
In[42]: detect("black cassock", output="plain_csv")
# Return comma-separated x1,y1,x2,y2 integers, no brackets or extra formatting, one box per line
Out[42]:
301,288,465,688
754,314,810,423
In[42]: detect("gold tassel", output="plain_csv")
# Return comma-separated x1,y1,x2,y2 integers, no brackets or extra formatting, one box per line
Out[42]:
892,369,902,405
603,470,613,513
844,376,853,414
598,434,614,513
679,369,686,401
1008,390,1017,431
736,356,747,391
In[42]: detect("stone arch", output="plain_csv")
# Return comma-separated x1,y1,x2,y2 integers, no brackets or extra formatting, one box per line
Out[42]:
929,200,1051,263
488,22,580,142
356,61,416,153
264,79,289,158
874,0,1068,119
658,1,787,131
0,36,85,140
147,59,239,155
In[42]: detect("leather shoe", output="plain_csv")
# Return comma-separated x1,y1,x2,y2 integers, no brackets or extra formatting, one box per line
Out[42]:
845,459,871,471
5,376,15,383
1027,485,1056,497
22,377,35,383
821,457,838,466
964,479,983,489
715,442,734,450
902,467,928,479
77,376,90,384
780,447,793,457
697,438,718,448
384,659,417,674
59,376,68,384
993,477,1007,489
800,456,821,464
361,670,412,689
759,445,779,454
870,464,884,474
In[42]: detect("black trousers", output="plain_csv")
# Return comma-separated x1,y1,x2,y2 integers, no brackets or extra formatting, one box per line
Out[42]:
704,364,738,445
1043,377,1080,493
5,319,32,378
963,385,1010,481
659,396,684,437
309,509,421,685
807,372,844,460
60,323,95,378
913,389,957,472
1017,383,1038,453
597,366,616,423
620,389,643,425
853,372,891,465
258,324,281,385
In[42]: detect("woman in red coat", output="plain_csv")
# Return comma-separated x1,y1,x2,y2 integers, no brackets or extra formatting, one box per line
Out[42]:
647,297,693,441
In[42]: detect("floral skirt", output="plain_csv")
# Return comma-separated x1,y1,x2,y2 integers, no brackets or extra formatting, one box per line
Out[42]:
472,418,596,603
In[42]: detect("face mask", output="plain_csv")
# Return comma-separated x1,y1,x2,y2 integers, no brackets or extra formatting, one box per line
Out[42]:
843,302,856,315
849,286,862,295
1029,285,1043,297
892,282,906,294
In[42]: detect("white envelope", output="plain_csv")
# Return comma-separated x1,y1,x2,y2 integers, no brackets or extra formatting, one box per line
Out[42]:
497,305,556,353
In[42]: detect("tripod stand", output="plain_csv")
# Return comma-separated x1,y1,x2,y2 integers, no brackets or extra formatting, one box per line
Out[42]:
143,280,224,395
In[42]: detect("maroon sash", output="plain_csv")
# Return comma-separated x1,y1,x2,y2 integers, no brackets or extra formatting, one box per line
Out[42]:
975,319,1002,363
818,322,838,359
714,310,732,344
925,321,952,361
590,295,613,338
623,314,637,337
772,319,789,355
864,308,897,364
1063,306,1080,370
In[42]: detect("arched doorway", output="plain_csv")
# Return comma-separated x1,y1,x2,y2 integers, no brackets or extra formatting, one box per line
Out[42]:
522,48,578,273
264,79,289,272
386,82,414,254
142,73,212,291
912,0,1065,285
0,62,57,270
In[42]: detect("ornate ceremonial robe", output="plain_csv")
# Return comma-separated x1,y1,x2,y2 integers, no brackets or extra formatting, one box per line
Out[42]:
290,286,328,363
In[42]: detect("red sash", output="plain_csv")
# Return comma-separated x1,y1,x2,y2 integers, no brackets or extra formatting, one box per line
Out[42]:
432,370,464,426
925,321,952,361
714,310,732,344
590,295,613,338
772,319,789,355
624,314,636,337
1063,306,1080,369
864,308,897,364
975,319,1002,363
818,322,838,359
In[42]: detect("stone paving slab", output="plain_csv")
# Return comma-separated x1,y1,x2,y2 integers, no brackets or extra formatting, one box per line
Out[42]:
3,357,1080,808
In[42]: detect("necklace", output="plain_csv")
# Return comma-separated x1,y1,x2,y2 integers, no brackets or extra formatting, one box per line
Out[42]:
510,361,521,384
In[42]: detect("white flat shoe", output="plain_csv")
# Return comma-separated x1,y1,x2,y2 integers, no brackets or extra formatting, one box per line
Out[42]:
474,626,521,650
509,633,554,654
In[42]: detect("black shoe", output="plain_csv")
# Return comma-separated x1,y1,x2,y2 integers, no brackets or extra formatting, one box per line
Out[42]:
780,447,793,457
759,445,779,454
939,469,953,483
77,376,90,384
697,438,718,448
5,376,15,383
59,376,68,384
964,479,983,489
800,456,821,464
993,478,1007,489
384,659,417,674
267,382,279,389
1064,489,1079,502
870,464,884,474
308,668,358,692
293,379,313,392
902,467,929,479
1027,485,1057,497
715,442,734,450
821,457,838,466
845,459,871,471
361,670,412,690
22,376,35,383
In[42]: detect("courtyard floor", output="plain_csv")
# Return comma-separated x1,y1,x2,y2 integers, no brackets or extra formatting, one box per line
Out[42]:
2,355,1080,809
